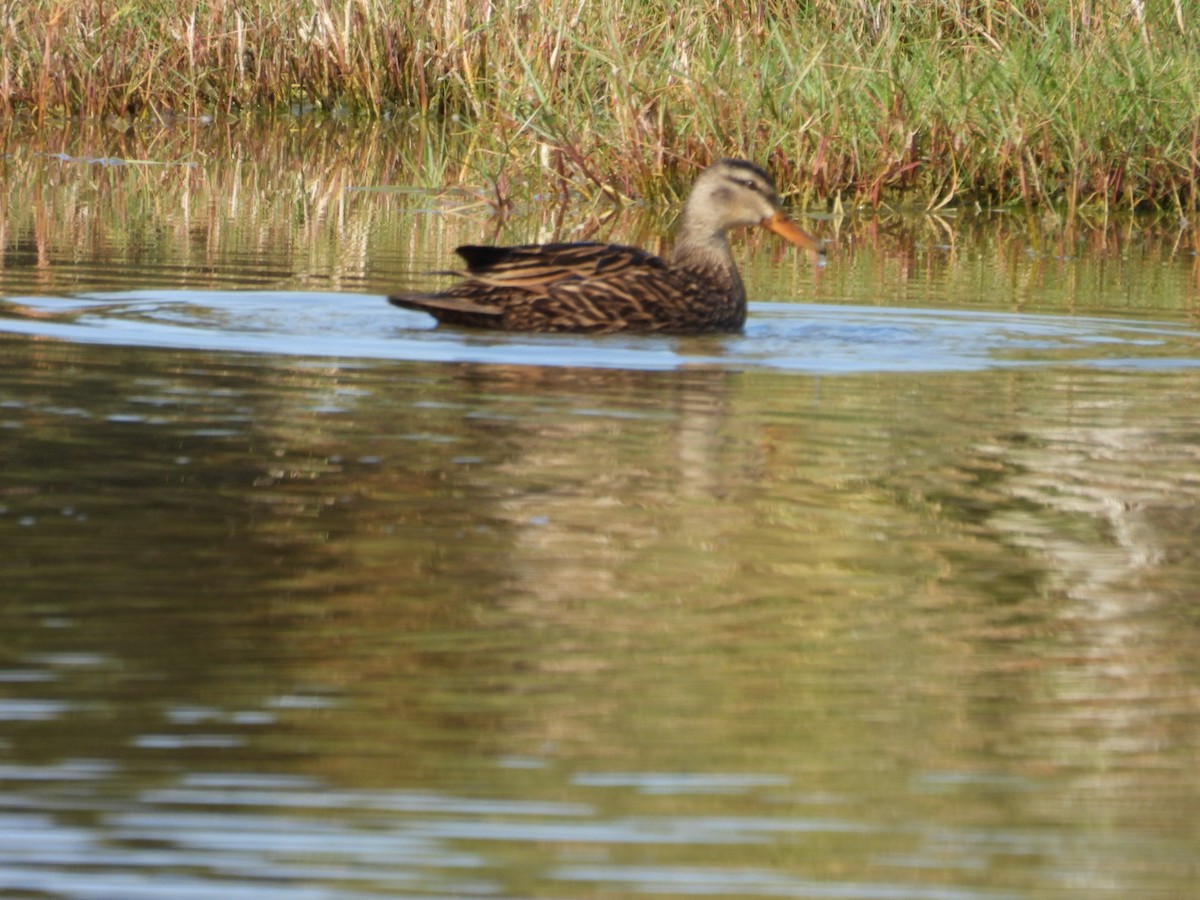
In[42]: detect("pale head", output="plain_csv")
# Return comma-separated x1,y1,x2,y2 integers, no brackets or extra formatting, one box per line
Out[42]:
675,159,823,259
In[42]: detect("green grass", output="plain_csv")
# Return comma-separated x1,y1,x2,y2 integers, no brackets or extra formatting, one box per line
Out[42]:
4,1,1200,211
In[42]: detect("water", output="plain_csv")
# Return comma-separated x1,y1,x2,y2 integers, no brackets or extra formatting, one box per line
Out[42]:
2,119,1200,899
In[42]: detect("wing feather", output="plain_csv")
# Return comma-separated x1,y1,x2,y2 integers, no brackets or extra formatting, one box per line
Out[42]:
388,292,502,316
389,241,741,332
454,243,666,289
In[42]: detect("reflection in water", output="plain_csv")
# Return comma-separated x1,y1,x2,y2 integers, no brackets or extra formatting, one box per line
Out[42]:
2,335,1199,897
3,119,1200,897
2,117,1200,317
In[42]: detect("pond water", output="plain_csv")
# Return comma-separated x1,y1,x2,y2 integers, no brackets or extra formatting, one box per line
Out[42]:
2,119,1200,899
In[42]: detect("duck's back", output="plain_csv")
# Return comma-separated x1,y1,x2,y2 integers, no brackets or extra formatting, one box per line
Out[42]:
389,242,746,333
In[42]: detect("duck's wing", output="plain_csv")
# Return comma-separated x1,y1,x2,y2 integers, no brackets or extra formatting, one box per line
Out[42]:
388,242,696,332
454,243,667,291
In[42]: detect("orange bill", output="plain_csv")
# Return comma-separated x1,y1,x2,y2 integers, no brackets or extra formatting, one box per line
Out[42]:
761,210,825,258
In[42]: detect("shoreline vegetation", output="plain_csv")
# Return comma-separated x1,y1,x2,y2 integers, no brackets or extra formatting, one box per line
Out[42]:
4,116,1197,318
3,1,1200,213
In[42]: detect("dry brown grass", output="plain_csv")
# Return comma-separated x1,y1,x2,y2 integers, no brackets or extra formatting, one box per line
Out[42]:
3,1,1200,211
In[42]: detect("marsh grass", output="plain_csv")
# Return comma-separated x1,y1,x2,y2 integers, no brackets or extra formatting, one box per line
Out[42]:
2,118,1199,316
3,1,1200,211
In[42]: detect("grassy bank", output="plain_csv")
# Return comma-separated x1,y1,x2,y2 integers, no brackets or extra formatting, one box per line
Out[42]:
5,119,1197,316
4,1,1200,211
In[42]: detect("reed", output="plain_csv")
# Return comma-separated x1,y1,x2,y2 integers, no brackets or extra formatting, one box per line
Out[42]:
3,117,1198,317
3,0,1199,210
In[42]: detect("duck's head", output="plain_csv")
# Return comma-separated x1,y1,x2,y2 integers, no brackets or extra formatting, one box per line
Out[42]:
679,158,824,258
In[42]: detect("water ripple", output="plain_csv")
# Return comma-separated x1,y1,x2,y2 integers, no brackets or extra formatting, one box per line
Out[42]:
3,290,1198,373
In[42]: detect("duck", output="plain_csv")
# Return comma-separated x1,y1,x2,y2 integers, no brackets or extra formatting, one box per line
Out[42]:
388,158,824,333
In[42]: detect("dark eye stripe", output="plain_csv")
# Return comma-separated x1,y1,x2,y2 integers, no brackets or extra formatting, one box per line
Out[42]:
726,175,763,192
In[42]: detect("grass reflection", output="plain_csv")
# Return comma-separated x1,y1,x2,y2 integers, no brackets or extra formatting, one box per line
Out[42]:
2,118,1200,317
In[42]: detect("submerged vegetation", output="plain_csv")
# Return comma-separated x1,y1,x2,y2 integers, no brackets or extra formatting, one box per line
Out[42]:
3,1,1200,211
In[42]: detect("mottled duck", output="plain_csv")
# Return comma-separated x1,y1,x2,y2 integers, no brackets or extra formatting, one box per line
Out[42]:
388,159,824,333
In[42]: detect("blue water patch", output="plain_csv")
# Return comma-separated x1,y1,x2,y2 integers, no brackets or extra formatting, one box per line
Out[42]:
2,290,1198,373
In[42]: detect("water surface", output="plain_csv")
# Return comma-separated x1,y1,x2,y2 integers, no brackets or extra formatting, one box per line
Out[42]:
2,119,1200,899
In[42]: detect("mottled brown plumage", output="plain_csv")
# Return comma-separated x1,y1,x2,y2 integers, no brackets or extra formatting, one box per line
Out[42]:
389,159,824,334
